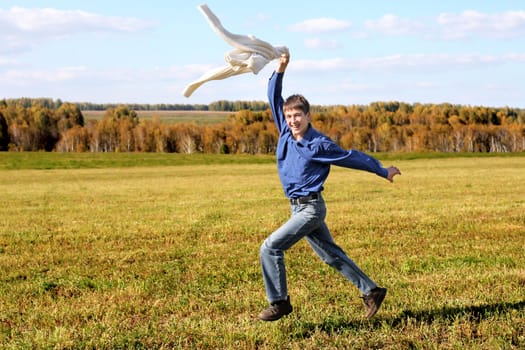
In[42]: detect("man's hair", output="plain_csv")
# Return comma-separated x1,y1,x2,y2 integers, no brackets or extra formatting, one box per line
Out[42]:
284,94,310,114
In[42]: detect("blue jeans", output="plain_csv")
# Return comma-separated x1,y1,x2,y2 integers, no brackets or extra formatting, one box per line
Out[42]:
260,193,377,303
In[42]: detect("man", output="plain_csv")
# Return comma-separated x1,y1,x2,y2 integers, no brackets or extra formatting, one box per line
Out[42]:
258,53,401,322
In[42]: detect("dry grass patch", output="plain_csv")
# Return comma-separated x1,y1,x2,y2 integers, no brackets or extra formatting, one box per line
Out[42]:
0,155,524,349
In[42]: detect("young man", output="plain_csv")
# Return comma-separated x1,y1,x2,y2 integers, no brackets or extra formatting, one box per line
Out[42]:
258,53,401,321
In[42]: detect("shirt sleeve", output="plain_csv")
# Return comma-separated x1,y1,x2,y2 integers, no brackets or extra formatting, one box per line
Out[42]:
312,139,388,178
267,71,286,133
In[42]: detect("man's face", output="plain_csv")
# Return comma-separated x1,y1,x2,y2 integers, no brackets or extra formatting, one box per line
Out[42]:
284,108,310,140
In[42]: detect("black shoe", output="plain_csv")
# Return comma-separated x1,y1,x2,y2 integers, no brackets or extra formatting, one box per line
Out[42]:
362,287,387,318
258,296,293,321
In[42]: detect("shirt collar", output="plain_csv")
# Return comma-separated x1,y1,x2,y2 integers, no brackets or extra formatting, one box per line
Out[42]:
296,124,315,146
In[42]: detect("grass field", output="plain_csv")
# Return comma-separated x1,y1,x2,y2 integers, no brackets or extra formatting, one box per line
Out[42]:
82,110,232,124
0,153,524,349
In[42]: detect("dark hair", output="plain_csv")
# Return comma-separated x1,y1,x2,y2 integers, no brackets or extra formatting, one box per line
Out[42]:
284,94,310,114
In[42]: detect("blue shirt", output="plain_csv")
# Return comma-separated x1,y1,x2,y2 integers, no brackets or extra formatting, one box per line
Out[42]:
268,71,388,198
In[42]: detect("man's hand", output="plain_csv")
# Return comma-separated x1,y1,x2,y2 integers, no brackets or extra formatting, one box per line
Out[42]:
386,166,401,183
277,53,290,73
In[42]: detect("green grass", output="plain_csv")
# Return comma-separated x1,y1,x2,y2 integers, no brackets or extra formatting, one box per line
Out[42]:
0,153,524,349
2,152,522,170
0,152,276,170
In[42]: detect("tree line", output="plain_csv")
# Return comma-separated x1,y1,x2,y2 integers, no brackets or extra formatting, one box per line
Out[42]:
1,98,524,153
1,98,268,112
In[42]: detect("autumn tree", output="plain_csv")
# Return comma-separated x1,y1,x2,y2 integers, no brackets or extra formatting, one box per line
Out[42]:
55,125,89,152
56,102,84,132
1,99,524,153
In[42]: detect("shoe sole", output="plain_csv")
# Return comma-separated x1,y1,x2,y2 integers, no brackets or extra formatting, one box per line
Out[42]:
258,306,293,321
366,288,387,319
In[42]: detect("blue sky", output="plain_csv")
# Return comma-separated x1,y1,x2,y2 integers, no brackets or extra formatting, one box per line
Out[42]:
1,1,524,107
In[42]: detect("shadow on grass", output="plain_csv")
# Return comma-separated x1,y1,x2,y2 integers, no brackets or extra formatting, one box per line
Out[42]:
294,300,525,338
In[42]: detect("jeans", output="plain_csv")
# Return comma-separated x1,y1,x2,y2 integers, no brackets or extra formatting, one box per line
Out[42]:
260,193,377,303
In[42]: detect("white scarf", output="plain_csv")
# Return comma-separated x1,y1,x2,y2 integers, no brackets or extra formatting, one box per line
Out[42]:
182,4,289,98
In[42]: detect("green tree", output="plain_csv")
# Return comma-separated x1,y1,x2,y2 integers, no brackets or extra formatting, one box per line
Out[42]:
0,111,8,151
56,103,84,132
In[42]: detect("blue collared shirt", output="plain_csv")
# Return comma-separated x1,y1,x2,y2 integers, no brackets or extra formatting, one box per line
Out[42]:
268,71,388,198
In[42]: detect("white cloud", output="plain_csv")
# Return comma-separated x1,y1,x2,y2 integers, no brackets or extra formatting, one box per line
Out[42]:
415,81,440,88
355,53,507,71
339,78,378,91
254,12,271,22
504,53,525,62
437,10,525,39
288,18,351,33
0,57,17,66
2,66,88,84
365,14,423,36
304,37,341,50
0,6,154,33
293,58,348,71
3,51,522,87
361,10,525,40
292,52,524,74
1,63,204,88
0,6,155,53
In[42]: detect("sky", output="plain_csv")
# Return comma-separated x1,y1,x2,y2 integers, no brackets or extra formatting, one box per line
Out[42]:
1,1,524,108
